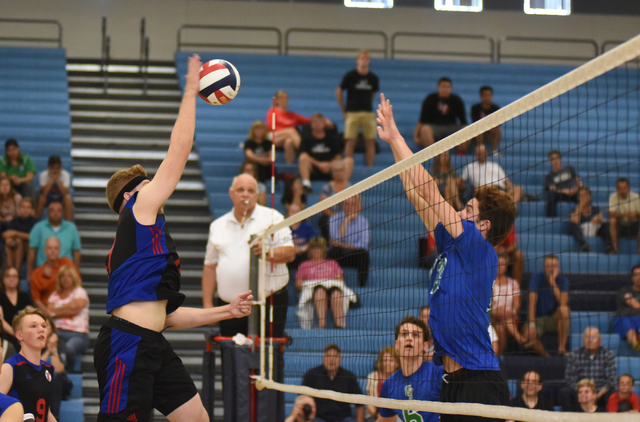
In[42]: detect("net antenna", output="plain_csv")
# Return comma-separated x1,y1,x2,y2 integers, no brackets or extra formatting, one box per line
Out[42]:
255,34,640,422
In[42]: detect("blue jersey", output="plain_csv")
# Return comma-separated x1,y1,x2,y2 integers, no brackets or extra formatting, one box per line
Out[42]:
428,220,499,371
106,192,185,314
379,361,443,422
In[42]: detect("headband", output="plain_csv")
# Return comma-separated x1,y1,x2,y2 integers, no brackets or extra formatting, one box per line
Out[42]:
112,175,150,214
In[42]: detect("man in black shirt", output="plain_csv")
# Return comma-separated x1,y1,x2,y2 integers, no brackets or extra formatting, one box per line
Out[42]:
544,150,581,217
336,50,379,167
301,344,364,422
511,370,554,412
299,114,353,195
414,77,467,149
470,86,501,155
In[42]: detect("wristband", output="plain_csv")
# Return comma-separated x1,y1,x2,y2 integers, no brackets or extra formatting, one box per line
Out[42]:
528,322,535,328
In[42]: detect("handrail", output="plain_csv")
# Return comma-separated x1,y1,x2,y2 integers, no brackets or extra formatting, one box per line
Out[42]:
140,18,150,96
391,32,494,62
600,40,624,54
177,25,282,54
101,15,110,96
497,36,598,63
0,18,62,48
285,28,387,58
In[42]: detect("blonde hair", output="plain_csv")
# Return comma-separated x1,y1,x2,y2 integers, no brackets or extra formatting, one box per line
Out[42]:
375,346,400,373
56,265,81,292
307,237,327,260
106,165,147,212
247,120,267,142
12,306,46,334
577,379,596,394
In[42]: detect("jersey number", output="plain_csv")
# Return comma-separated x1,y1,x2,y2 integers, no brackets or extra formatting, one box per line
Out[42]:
403,410,424,422
36,398,46,422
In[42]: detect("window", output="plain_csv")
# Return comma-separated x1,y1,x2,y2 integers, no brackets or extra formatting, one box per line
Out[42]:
344,0,393,9
434,0,483,13
524,0,571,16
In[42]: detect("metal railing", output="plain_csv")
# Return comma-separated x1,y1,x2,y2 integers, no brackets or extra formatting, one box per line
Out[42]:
391,32,494,62
497,36,599,63
100,15,111,96
284,28,388,58
140,18,150,95
0,18,62,47
177,25,282,54
600,40,624,54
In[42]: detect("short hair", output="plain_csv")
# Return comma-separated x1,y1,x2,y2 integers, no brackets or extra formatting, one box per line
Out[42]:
631,264,640,274
357,50,370,58
230,174,258,191
395,315,430,343
307,236,327,251
47,155,62,167
56,265,82,292
12,306,46,334
20,197,34,207
577,379,596,394
106,164,148,212
544,254,558,263
618,374,635,384
438,77,452,85
479,86,493,95
617,177,630,187
474,186,517,246
522,370,542,383
45,236,61,248
324,344,341,354
548,150,561,159
375,346,400,372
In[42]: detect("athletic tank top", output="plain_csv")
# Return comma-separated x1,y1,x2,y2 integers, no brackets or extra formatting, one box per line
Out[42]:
105,192,185,314
6,354,53,422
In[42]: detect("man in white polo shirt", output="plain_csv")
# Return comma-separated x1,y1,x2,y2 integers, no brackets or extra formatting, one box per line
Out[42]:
202,174,295,338
461,144,522,203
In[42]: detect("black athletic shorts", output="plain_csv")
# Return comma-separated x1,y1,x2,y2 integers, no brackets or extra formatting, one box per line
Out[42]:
94,316,198,422
440,368,509,422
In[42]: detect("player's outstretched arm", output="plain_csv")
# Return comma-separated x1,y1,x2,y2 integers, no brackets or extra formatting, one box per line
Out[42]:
164,291,252,330
376,94,463,238
135,54,201,221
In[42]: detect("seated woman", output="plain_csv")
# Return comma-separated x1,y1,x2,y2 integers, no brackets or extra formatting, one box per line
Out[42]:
281,176,307,215
239,160,267,206
0,178,21,225
295,237,356,329
365,347,400,421
318,160,351,241
568,186,612,253
0,139,36,201
577,379,605,413
0,267,33,352
491,253,524,355
47,266,89,373
266,90,311,164
243,120,273,183
430,151,464,210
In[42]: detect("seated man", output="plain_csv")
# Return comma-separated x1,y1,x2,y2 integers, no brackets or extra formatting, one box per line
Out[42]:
285,395,321,422
328,195,370,287
613,264,640,351
301,344,364,422
299,113,353,195
414,77,467,149
560,327,616,411
608,177,640,254
36,155,73,221
3,198,37,271
544,151,580,217
470,86,501,155
461,144,522,203
30,237,76,315
288,203,318,270
510,370,553,411
523,254,570,356
606,374,639,413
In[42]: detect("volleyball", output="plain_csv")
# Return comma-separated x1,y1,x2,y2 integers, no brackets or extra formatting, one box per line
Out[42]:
198,59,241,105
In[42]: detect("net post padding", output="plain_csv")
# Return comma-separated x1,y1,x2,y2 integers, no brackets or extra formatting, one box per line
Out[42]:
263,32,640,238
255,378,637,422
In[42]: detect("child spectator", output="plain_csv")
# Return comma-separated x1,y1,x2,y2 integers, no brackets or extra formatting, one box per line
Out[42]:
365,347,400,420
243,120,273,182
3,198,37,271
0,267,33,352
0,178,21,224
36,155,72,221
239,160,267,206
607,374,639,413
0,139,36,201
577,379,606,413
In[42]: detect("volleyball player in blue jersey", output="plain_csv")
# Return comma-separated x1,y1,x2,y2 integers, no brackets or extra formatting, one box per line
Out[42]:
93,54,253,422
376,95,516,422
378,316,442,422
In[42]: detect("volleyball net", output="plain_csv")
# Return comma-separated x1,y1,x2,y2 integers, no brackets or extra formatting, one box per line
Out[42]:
256,33,640,422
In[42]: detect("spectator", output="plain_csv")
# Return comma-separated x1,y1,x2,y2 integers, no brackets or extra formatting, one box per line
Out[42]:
568,186,612,253
285,395,321,422
301,344,364,422
288,204,318,270
296,237,357,329
27,201,81,281
365,346,400,421
613,264,640,351
318,160,352,242
461,144,522,203
202,174,294,337
239,160,267,206
560,327,616,411
47,265,89,373
544,151,580,217
3,198,37,271
0,267,33,351
41,317,66,421
470,86,502,155
36,156,73,222
414,77,467,149
243,120,273,182
608,177,640,255
299,113,353,195
491,253,524,355
0,178,21,223
576,379,606,413
607,374,639,413
419,305,434,362
510,370,553,411
281,176,307,215
494,224,525,285
266,90,311,164
430,151,464,211
29,237,76,316
328,195,370,287
0,139,36,201
523,254,570,356
336,50,379,167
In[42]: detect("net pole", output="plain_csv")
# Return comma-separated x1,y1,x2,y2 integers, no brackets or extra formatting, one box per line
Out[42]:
259,235,266,379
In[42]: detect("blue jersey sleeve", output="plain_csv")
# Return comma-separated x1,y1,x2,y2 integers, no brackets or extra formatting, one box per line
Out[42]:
378,379,396,418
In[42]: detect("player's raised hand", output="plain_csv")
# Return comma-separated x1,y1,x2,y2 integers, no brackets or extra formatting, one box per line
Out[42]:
185,54,202,94
376,93,403,145
229,290,253,318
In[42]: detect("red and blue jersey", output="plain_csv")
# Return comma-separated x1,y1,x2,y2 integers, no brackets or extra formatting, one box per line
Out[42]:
6,354,54,421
